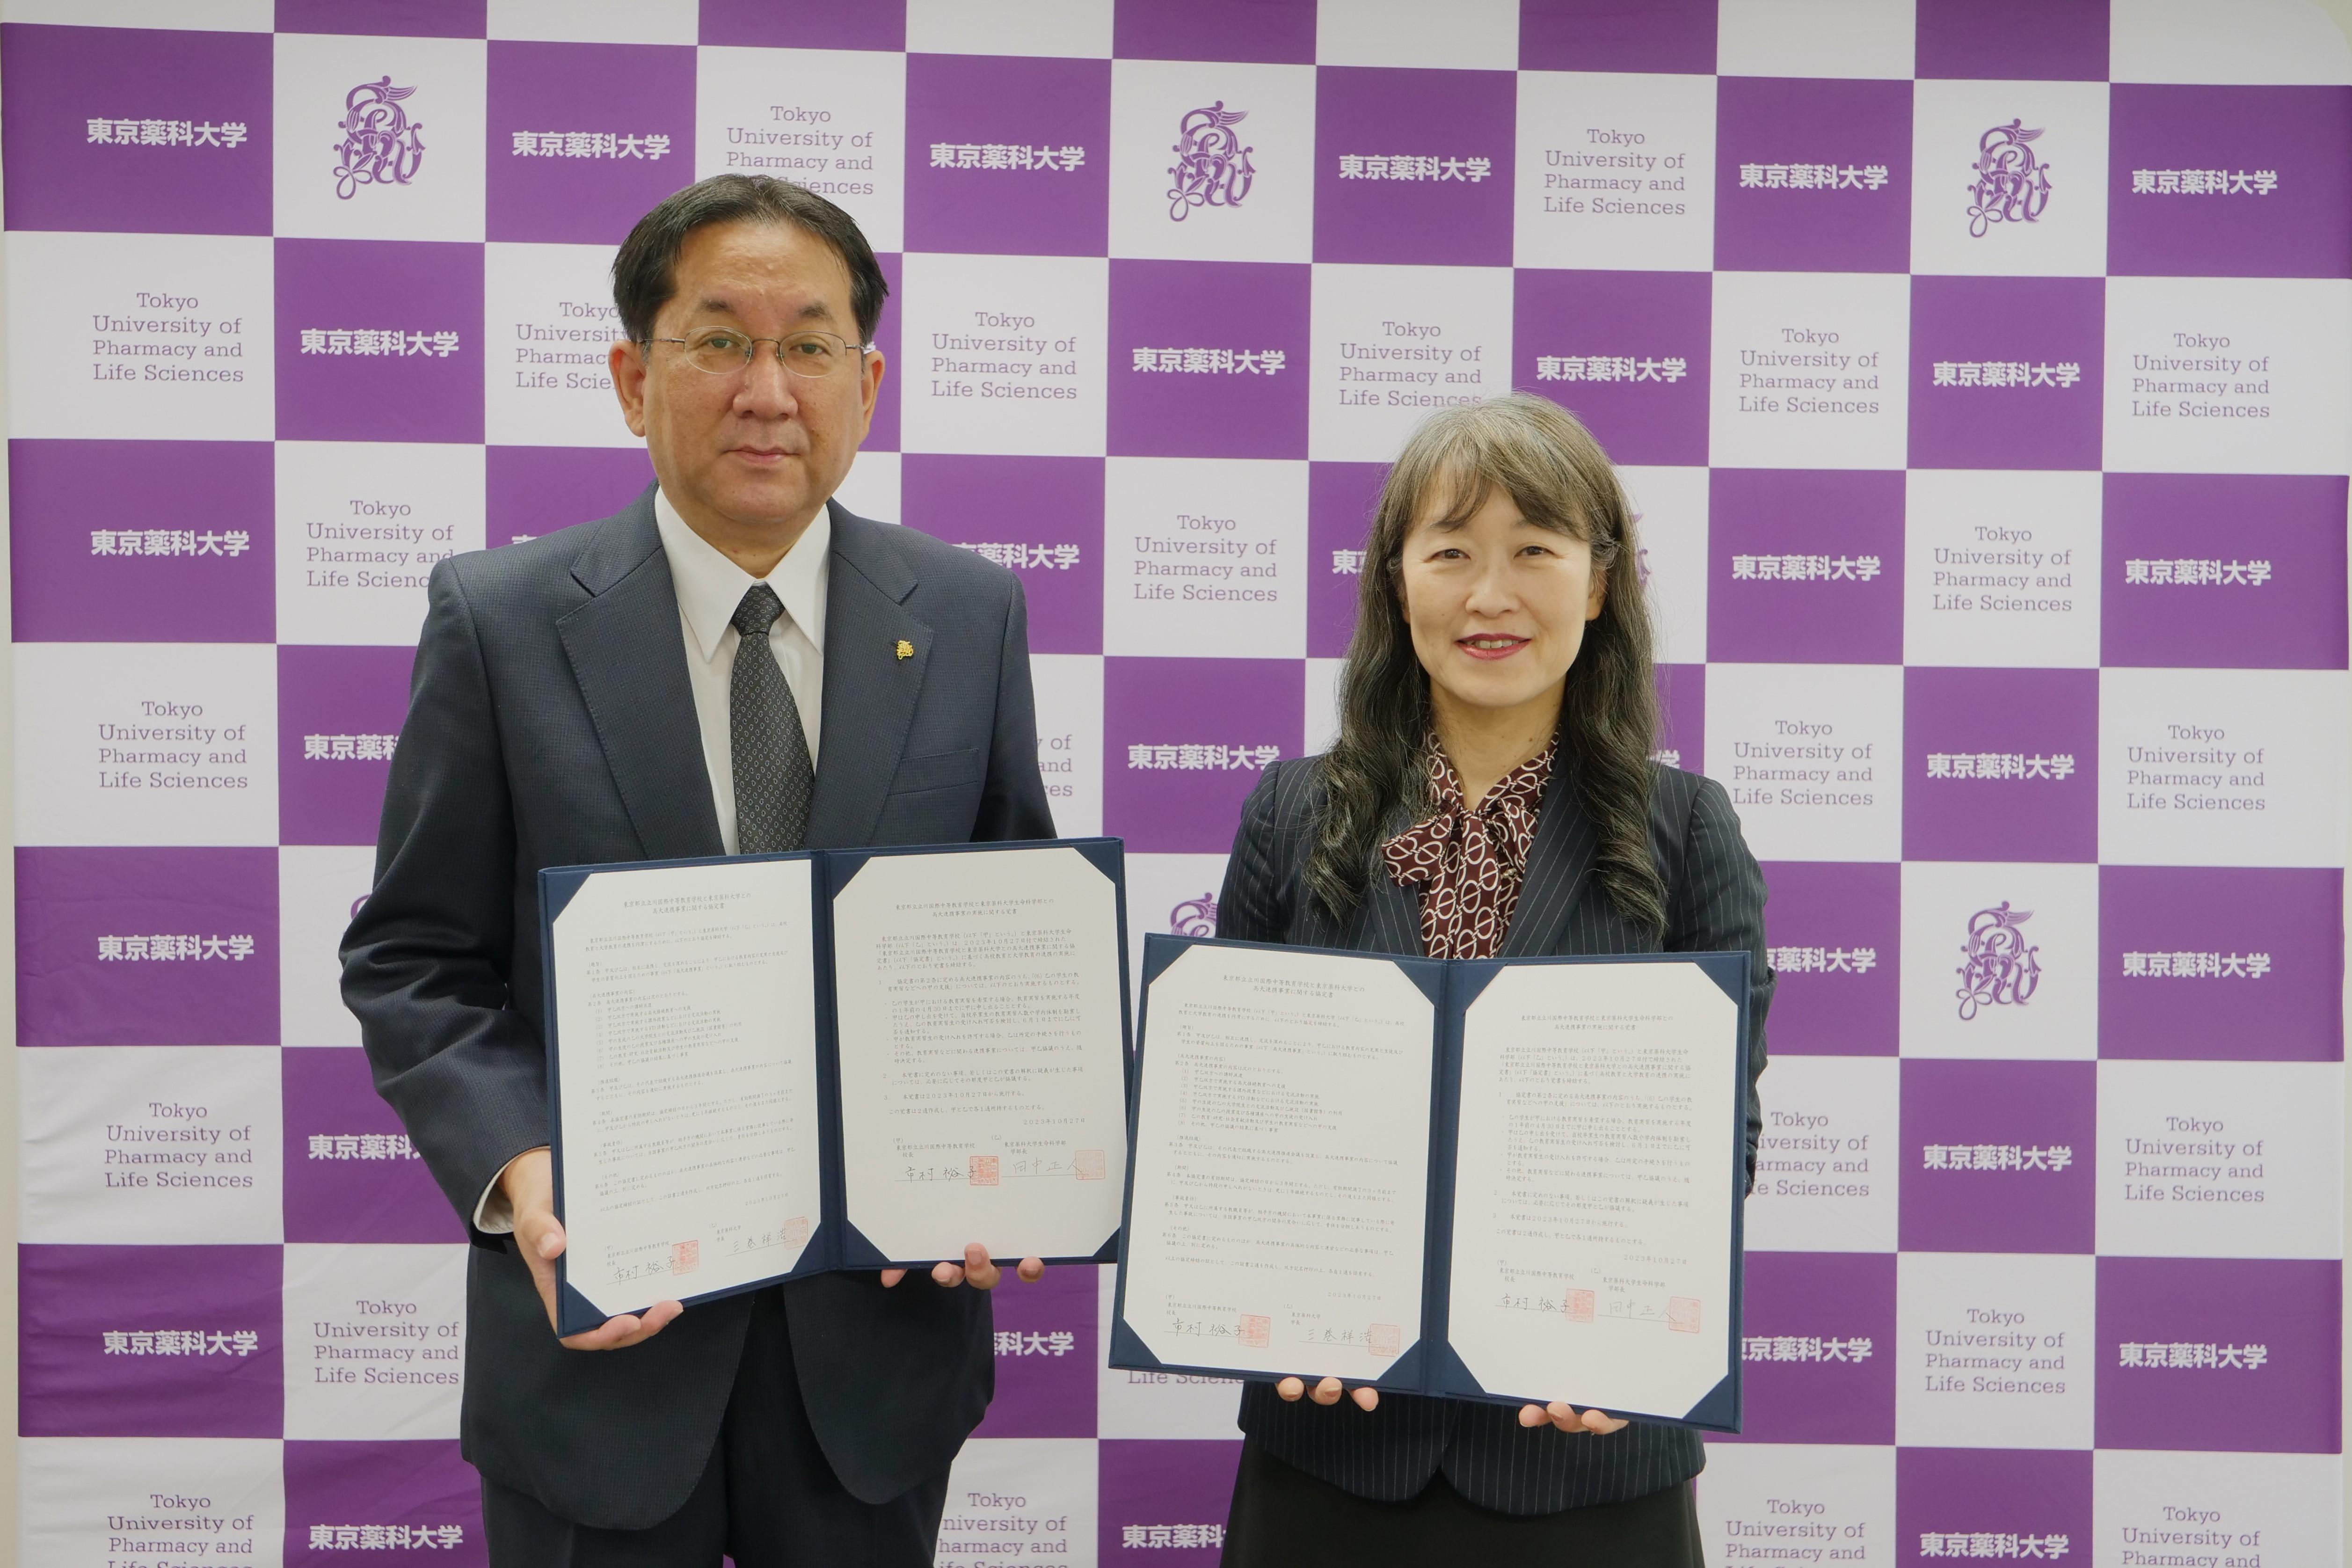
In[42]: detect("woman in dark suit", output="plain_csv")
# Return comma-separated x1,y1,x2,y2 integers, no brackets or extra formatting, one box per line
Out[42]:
1213,393,1771,1562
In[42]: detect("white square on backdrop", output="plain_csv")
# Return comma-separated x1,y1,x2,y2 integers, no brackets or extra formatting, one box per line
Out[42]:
1104,457,1308,660
488,0,697,44
1,0,270,26
1308,263,1514,463
936,1439,1099,1548
1909,80,2109,278
1694,1444,1895,1561
275,442,487,648
2111,0,2352,85
1900,861,2098,1061
20,1046,282,1246
1514,72,1717,273
1701,663,1903,862
1304,658,1343,755
1902,470,2101,668
1122,852,1230,999
908,0,1113,58
2094,1451,2344,1562
1031,653,1105,838
4,231,272,442
694,46,907,255
1109,61,1315,263
1316,0,1518,70
1096,1265,1245,1439
282,1243,467,1440
1717,0,1917,80
280,846,375,1049
483,242,635,448
832,449,901,525
273,32,488,243
1617,466,1708,667
2102,277,2352,477
1743,1055,1900,1254
15,642,277,848
2095,1059,2344,1260
22,1439,284,1568
1896,1251,2095,1449
2097,667,2351,868
898,253,1108,456
1710,271,1911,470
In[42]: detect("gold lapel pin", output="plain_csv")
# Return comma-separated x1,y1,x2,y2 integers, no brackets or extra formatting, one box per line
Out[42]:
895,639,914,661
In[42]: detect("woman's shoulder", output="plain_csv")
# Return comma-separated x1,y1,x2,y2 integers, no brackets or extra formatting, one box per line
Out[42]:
1643,758,1737,850
1241,753,1331,837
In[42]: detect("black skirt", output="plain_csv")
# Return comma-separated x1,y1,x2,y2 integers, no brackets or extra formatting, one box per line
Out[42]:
1220,1436,1703,1567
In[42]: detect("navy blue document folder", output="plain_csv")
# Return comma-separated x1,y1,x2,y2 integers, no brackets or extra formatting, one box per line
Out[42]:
540,838,1129,1337
1110,934,1749,1433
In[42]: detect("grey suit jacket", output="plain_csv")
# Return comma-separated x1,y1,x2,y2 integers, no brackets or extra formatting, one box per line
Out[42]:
340,488,1056,1530
1215,755,1771,1514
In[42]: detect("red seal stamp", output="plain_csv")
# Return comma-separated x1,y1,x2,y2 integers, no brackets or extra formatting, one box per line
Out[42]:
1367,1323,1399,1357
969,1155,999,1187
1074,1148,1107,1181
1238,1314,1271,1349
1668,1297,1701,1334
1564,1290,1594,1323
783,1216,809,1245
670,1240,700,1276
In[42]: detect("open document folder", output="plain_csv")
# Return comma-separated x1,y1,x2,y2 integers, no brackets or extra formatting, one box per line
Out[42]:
540,839,1130,1337
1111,935,1751,1431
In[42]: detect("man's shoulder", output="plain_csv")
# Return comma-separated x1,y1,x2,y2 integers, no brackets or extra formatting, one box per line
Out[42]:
837,508,1018,596
440,508,649,610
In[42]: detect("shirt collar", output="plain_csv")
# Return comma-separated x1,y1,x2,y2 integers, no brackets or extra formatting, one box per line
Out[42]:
654,487,831,666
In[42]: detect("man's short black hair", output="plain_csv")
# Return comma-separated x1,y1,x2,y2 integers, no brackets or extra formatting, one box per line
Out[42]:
611,174,888,347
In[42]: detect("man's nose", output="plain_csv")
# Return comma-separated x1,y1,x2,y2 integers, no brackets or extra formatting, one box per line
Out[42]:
734,347,801,418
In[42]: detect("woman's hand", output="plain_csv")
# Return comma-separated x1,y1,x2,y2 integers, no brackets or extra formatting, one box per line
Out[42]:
1276,1375,1379,1412
1518,1401,1628,1434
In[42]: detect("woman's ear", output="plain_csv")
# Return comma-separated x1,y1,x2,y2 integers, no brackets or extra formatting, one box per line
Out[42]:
1586,563,1608,622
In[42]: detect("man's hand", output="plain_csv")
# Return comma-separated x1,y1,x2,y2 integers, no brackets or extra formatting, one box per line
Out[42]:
1272,1376,1629,1432
880,1243,1045,1290
500,1147,682,1350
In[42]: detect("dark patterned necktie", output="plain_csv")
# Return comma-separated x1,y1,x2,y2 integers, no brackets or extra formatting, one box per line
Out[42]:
729,583,814,853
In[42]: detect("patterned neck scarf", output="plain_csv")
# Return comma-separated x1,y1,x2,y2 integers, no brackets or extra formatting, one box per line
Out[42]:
1381,735,1557,961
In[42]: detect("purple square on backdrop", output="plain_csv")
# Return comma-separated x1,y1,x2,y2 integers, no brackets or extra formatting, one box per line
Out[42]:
485,446,654,547
1711,1252,1893,1445
1518,0,1718,74
1899,1058,2095,1253
0,24,272,237
2109,86,2352,280
1104,658,1303,853
2099,868,2344,1063
2101,474,2349,671
276,239,485,444
10,440,274,643
280,645,415,848
284,1049,466,1242
697,0,905,50
487,42,695,246
1903,666,2097,862
1314,68,1515,267
1108,261,1310,459
1715,77,1912,274
1915,0,2108,81
2096,1256,2341,1452
1908,277,2104,472
904,56,1110,257
1654,663,1703,776
1757,861,1898,1056
867,252,901,453
1707,469,1903,664
16,848,277,1048
1308,462,1384,659
1516,270,1711,468
285,1440,485,1568
1896,1449,2091,1567
973,1263,1097,1437
1098,1440,1243,1563
21,1244,281,1437
900,456,1103,655
276,0,485,36
1114,0,1316,63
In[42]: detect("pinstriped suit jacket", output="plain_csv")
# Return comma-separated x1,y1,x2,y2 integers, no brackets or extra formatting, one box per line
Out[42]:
1214,755,1773,1515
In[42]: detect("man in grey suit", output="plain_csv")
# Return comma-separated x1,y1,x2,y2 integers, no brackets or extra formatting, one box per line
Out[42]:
341,175,1055,1565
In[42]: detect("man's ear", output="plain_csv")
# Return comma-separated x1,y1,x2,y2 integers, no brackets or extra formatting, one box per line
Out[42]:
610,339,648,438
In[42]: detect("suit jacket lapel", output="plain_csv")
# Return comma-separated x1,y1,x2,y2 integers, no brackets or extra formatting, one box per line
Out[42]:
555,489,726,861
802,502,933,850
1498,759,1602,959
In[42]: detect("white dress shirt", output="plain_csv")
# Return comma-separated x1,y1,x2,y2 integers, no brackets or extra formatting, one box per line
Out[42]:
475,489,833,1233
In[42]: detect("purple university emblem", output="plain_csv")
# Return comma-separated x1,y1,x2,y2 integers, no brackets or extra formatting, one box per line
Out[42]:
1957,901,2039,1020
1167,103,1252,222
1967,120,2050,238
1169,894,1219,936
334,77,425,200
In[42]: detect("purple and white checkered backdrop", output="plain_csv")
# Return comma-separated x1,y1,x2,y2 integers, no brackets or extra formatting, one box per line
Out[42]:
7,0,2350,1561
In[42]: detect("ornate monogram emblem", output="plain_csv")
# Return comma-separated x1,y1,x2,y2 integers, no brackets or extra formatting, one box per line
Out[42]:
334,76,425,200
1167,102,1253,222
1967,119,2050,238
1956,901,2040,1020
1169,893,1219,936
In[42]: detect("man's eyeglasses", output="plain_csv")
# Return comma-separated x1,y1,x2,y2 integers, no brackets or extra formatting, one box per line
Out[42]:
643,327,871,379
